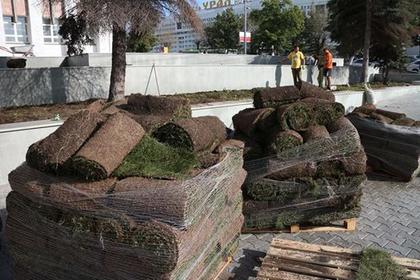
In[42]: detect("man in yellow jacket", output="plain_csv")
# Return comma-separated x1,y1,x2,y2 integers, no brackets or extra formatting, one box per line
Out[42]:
288,45,305,87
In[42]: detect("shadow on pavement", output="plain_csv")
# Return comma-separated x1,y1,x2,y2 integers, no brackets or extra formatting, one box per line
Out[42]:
229,249,266,280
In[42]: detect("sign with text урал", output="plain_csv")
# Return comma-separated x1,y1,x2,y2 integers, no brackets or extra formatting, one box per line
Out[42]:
201,0,253,10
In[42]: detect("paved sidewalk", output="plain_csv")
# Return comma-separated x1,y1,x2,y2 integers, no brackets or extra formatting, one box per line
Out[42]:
224,176,420,279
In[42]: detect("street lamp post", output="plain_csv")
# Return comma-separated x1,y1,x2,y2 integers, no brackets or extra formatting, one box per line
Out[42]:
244,0,247,55
417,34,420,57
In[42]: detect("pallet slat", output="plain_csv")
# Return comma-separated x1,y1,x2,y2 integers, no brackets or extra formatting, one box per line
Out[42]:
258,239,420,280
244,218,357,234
266,247,359,271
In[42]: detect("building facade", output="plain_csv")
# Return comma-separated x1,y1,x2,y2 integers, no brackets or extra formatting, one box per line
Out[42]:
0,0,111,57
154,0,329,53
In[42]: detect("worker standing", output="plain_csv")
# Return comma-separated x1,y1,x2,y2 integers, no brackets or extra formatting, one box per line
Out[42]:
288,46,305,87
323,48,333,90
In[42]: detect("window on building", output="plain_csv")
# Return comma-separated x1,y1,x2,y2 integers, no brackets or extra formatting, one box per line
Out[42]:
42,0,64,43
2,0,29,43
176,22,182,29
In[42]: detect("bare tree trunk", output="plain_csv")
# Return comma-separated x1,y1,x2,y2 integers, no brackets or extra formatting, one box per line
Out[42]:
108,25,127,102
362,0,372,86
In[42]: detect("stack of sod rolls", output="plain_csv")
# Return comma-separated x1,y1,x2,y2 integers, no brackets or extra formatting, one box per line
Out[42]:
233,83,367,231
348,105,420,182
7,95,245,280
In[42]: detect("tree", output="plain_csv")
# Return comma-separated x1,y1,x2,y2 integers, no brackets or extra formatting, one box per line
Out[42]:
49,0,201,101
59,12,94,56
328,0,420,84
362,0,372,85
249,0,304,55
127,31,157,53
298,7,329,56
205,8,242,50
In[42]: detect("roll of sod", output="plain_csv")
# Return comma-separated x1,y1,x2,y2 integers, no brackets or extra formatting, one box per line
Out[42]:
298,82,335,102
127,94,191,119
266,162,317,180
232,108,276,136
253,86,301,108
392,117,416,126
153,116,227,153
72,113,145,181
375,109,406,120
370,112,393,124
245,175,365,202
265,129,304,154
303,125,330,143
300,98,345,126
26,110,104,173
276,102,313,131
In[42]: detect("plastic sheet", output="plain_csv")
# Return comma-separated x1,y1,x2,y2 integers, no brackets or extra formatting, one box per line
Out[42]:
7,99,245,279
348,113,420,181
7,140,245,279
234,85,366,231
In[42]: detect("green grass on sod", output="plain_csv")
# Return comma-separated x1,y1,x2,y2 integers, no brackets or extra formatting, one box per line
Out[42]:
113,135,199,180
356,248,408,280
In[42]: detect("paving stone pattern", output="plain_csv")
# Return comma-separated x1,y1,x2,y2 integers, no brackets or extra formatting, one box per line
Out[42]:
223,176,420,280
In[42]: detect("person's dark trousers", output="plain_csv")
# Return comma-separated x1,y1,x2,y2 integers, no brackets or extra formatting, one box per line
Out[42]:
292,68,302,87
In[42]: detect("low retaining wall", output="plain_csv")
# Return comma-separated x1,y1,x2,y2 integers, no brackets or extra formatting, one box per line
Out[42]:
0,65,378,108
374,73,420,84
2,86,418,187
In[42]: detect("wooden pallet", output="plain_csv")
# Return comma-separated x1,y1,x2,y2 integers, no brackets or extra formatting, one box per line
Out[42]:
243,218,357,234
257,238,420,280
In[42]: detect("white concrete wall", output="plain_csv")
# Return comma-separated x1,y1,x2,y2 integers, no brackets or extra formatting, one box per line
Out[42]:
0,65,378,108
0,120,63,185
67,53,284,67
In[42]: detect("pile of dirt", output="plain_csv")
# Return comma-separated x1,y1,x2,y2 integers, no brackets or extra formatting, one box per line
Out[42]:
233,85,366,231
7,97,245,280
348,106,420,182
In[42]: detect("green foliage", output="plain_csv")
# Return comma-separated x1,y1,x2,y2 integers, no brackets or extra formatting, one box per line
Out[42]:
328,0,418,57
127,31,157,53
250,0,304,55
59,12,94,56
205,8,242,50
356,248,408,280
328,0,419,83
113,135,199,180
299,8,329,56
327,0,365,58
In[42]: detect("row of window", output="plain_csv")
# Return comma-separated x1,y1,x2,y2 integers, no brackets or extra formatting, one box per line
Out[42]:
2,0,62,43
3,16,60,43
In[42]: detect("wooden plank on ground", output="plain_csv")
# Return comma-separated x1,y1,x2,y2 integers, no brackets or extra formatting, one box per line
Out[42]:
258,239,420,280
266,246,359,271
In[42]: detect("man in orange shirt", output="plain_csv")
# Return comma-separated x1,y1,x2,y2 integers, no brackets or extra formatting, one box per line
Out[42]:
323,48,333,90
